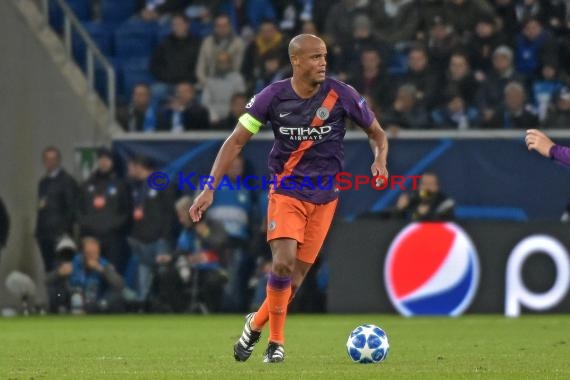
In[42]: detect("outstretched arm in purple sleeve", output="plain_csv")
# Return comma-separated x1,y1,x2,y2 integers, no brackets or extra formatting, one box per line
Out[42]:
525,129,570,166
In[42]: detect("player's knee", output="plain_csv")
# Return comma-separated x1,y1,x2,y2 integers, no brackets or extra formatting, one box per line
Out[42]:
272,260,294,277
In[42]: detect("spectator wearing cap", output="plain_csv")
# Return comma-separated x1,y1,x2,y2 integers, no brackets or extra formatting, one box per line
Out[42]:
35,146,78,272
426,14,464,76
369,0,419,44
158,82,210,132
150,13,201,100
128,156,177,303
77,147,132,274
117,84,159,133
335,14,392,81
476,45,525,123
467,13,508,76
488,81,539,128
543,86,570,128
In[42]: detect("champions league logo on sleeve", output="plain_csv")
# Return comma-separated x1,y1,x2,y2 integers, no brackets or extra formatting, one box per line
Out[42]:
384,222,480,316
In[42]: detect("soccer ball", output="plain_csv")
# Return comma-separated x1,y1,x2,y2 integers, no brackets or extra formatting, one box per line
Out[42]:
346,324,390,363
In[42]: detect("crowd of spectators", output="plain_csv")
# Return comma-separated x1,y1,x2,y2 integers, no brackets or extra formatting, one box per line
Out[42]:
28,146,312,315
101,0,570,132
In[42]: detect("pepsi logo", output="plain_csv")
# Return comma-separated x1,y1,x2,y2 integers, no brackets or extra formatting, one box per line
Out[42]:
384,222,480,316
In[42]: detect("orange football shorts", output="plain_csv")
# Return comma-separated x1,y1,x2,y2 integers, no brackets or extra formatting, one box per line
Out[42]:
266,192,338,264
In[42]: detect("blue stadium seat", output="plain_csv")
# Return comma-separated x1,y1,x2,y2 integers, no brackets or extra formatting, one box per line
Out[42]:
100,0,138,25
73,22,113,69
49,0,91,33
94,57,122,105
119,57,154,100
388,50,409,75
114,22,158,58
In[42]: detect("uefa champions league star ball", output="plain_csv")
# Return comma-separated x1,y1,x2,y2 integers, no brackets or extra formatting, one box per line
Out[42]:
346,324,390,364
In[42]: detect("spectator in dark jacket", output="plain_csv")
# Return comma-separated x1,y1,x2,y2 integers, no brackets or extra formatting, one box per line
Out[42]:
241,20,287,90
382,84,430,131
543,86,570,129
35,147,78,272
150,14,201,99
467,14,509,76
47,237,125,314
117,84,159,132
158,82,210,131
151,196,227,313
128,156,177,302
369,0,419,44
392,172,455,221
442,52,480,106
219,93,247,130
0,196,8,256
398,44,441,109
476,45,526,123
488,81,539,128
78,147,132,274
348,48,394,112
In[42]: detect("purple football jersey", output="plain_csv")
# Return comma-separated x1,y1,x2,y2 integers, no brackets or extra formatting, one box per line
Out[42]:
240,77,375,203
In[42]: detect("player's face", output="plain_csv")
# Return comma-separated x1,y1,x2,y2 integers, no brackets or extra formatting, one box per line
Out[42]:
293,40,327,85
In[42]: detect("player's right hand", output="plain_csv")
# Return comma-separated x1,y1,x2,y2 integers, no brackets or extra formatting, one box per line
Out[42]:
189,190,213,222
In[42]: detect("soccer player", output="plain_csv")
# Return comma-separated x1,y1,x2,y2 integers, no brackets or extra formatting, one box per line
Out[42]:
526,129,570,166
189,34,389,363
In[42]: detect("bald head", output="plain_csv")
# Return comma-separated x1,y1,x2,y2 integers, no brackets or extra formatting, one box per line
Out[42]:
289,34,327,88
288,34,324,57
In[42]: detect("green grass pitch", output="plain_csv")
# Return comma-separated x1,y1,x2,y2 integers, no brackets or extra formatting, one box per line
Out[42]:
1,314,569,379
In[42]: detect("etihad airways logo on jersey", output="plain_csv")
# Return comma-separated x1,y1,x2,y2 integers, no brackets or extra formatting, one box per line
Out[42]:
279,125,332,141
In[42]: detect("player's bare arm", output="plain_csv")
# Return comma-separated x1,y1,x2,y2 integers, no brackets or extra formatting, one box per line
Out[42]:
365,119,389,181
525,129,555,157
189,124,253,222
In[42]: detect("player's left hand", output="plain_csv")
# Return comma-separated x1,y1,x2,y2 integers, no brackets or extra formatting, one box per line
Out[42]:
371,161,389,187
526,129,555,158
189,190,214,222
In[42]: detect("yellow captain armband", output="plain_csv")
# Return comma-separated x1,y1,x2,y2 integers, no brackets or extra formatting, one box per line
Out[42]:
239,113,263,134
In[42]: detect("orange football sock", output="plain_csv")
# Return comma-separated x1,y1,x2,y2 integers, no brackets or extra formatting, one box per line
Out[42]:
252,285,297,331
252,299,268,331
267,273,292,344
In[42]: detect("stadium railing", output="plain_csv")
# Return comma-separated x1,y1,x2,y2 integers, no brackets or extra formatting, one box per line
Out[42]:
38,0,116,129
